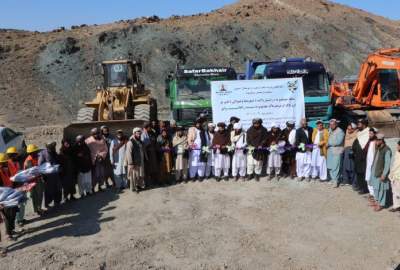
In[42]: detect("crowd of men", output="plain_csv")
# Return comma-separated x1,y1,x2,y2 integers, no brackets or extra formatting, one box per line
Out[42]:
1,116,400,256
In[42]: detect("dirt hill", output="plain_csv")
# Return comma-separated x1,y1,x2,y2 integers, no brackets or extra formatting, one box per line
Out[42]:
0,0,399,128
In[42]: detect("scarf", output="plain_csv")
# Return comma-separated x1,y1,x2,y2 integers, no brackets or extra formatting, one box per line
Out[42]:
212,130,230,146
357,128,370,149
344,130,358,148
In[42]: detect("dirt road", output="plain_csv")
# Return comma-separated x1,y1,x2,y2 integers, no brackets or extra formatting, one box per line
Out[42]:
2,178,400,270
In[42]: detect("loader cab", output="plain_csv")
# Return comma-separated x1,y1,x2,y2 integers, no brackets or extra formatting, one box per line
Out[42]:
102,60,144,93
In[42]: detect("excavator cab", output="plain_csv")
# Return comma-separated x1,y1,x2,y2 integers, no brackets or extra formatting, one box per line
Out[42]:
375,69,400,103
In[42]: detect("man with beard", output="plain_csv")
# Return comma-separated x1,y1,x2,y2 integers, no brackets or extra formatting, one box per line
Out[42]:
206,123,216,178
352,119,370,194
59,139,77,201
172,127,189,182
369,133,391,211
157,128,173,185
231,122,247,181
327,119,345,188
342,123,358,187
295,118,313,181
125,127,145,193
39,142,62,208
311,120,328,182
280,121,297,179
365,128,378,199
227,117,240,135
141,122,160,186
212,122,231,181
110,130,128,191
73,135,93,197
101,126,115,188
267,123,282,180
246,118,268,181
188,118,209,180
86,128,108,192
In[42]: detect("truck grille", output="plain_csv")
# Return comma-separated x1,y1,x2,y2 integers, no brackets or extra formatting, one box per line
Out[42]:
305,102,330,118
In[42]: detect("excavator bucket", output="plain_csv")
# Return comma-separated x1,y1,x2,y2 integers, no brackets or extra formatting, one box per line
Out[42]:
367,110,400,138
63,119,145,141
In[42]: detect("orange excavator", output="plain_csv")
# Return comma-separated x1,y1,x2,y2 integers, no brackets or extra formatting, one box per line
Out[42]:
331,48,400,137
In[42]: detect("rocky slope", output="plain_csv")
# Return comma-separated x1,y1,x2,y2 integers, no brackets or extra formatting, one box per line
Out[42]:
0,0,399,128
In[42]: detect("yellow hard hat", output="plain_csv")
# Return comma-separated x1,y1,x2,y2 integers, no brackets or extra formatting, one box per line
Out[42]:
26,144,39,154
6,146,18,155
0,153,7,163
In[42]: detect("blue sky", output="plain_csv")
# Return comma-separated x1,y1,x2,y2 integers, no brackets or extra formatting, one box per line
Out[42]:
0,0,398,31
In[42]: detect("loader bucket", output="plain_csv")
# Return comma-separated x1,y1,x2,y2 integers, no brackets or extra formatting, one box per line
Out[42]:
63,119,145,141
367,110,400,138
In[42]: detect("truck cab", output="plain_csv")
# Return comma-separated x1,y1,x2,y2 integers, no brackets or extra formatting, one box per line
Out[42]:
245,58,333,127
166,67,237,126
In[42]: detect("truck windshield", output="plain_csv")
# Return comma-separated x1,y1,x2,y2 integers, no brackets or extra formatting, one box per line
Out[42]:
265,72,328,97
379,69,400,101
105,64,128,87
176,76,227,101
302,73,329,97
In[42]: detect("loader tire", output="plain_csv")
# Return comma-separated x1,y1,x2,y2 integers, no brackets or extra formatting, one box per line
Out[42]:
134,104,150,121
77,107,98,122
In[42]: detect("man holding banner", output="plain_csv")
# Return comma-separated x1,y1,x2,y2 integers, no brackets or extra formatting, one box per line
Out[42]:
246,119,268,181
295,118,313,181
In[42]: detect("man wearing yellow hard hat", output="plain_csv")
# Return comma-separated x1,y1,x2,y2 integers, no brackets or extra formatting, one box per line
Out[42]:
0,152,18,241
24,144,44,215
6,147,27,226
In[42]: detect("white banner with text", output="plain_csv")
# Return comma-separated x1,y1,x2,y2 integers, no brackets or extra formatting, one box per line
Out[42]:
211,78,305,129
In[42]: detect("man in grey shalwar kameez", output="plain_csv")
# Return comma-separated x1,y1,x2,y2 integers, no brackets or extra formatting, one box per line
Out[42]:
369,133,391,211
327,119,345,187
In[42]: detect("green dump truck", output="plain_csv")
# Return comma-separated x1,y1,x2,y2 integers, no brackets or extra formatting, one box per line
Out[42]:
165,67,237,126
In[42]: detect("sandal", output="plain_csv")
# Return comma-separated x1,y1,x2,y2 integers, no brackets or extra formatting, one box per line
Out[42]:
374,205,384,212
0,247,7,257
389,207,400,212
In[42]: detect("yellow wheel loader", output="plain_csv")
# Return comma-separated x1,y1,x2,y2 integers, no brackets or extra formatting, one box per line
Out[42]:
63,59,157,140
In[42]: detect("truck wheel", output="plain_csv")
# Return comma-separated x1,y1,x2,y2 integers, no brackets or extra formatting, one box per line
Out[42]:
77,107,98,122
134,104,150,121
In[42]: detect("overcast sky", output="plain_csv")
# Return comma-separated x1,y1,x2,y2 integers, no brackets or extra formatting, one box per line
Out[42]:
0,0,398,31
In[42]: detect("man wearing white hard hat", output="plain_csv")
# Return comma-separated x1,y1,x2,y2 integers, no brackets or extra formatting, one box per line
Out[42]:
231,122,247,180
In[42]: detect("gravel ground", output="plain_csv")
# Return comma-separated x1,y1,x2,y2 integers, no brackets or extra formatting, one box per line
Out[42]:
2,177,400,270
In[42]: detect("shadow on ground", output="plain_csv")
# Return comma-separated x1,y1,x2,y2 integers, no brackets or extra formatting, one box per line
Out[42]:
7,190,119,252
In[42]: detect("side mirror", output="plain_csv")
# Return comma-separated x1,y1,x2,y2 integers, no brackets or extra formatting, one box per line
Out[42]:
92,63,103,76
